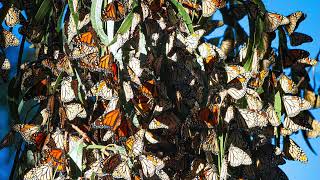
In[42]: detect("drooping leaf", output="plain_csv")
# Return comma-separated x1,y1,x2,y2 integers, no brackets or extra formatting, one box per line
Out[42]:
170,0,194,34
275,91,282,121
34,0,53,23
91,0,109,46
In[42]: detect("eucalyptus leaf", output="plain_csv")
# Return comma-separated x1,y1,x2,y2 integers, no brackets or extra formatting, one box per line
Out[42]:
170,0,194,33
275,91,282,121
91,0,109,45
34,0,52,23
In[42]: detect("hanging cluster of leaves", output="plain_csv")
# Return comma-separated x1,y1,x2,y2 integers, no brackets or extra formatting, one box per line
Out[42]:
1,0,320,179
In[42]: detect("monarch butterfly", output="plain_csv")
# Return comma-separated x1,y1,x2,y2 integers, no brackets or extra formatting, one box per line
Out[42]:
60,77,76,103
238,108,268,128
179,0,201,11
41,149,66,172
226,73,251,100
202,0,226,17
149,118,169,130
145,130,159,144
199,106,219,128
306,120,320,138
64,103,87,121
127,65,141,85
132,95,153,114
84,159,105,179
56,54,74,76
283,116,310,132
225,65,246,83
13,124,46,147
123,81,134,102
102,130,115,142
1,58,11,70
224,106,234,123
285,11,306,35
24,163,53,180
128,57,142,77
92,108,121,130
24,77,50,101
269,167,289,180
282,95,311,117
65,11,91,43
264,12,290,32
40,58,59,77
284,138,308,163
177,29,206,53
279,127,294,136
125,129,144,157
227,86,247,100
72,31,96,46
246,89,263,110
104,154,122,173
139,154,165,178
226,130,248,149
114,117,134,141
228,144,252,167
289,32,313,46
102,0,126,21
220,157,228,180
297,57,317,66
96,53,113,72
248,70,269,89
283,49,310,68
201,129,219,154
2,30,20,48
266,104,281,127
89,80,114,100
229,4,247,21
155,169,170,180
70,43,99,59
279,74,298,94
104,97,119,113
51,129,65,150
149,112,178,131
198,43,218,66
139,79,157,98
5,7,20,27
112,161,131,180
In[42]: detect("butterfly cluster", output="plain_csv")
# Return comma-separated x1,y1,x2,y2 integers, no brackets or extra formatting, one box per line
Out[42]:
1,0,319,180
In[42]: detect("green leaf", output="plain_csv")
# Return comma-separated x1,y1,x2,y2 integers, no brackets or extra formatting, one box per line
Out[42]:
91,0,109,45
52,72,64,93
107,11,134,46
34,0,53,23
170,0,194,33
105,144,127,156
274,91,282,121
86,145,106,149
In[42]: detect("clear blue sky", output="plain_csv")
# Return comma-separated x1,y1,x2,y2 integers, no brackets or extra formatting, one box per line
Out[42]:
0,1,319,179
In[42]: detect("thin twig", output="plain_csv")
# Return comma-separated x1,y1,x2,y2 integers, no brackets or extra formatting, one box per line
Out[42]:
70,124,92,143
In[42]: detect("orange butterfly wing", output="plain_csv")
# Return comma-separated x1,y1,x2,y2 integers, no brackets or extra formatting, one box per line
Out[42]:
93,109,121,130
102,1,125,21
42,149,65,171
